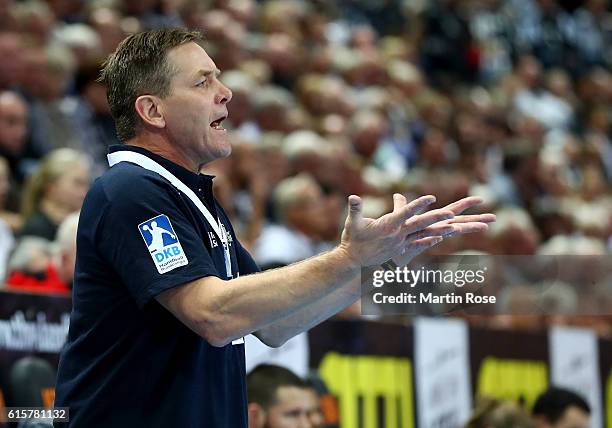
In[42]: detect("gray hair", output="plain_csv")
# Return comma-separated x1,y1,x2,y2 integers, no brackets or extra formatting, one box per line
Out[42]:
7,237,52,272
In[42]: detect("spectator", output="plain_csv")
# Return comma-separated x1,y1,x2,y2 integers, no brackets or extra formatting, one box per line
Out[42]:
572,0,611,70
532,387,590,428
0,32,23,90
465,396,534,428
0,155,21,229
420,0,478,88
21,44,81,154
54,211,79,289
20,148,89,241
5,236,69,294
0,90,33,186
87,7,129,57
0,156,17,280
510,0,576,70
253,173,331,268
247,364,324,428
513,56,573,130
69,60,119,176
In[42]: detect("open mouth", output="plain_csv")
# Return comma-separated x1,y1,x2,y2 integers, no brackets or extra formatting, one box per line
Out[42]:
210,115,227,131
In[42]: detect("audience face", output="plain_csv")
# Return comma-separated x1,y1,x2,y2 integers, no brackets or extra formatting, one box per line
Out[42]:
517,56,542,89
89,8,126,56
0,91,28,156
0,33,22,89
304,388,324,428
285,182,328,239
46,164,90,213
84,80,111,114
20,48,50,99
535,406,590,428
259,386,322,428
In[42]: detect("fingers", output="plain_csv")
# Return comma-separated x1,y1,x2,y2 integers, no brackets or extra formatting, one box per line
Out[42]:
405,195,437,216
405,236,444,254
387,195,437,228
405,224,456,242
392,193,407,212
403,208,454,234
447,214,496,224
448,222,490,235
443,196,484,215
401,222,490,259
346,195,363,224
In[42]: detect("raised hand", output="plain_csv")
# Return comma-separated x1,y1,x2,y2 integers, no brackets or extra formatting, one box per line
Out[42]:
338,194,496,267
339,194,455,266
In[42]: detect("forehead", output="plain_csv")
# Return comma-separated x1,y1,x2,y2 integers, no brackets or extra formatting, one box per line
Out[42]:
0,94,27,113
560,406,590,426
166,42,217,79
274,386,317,408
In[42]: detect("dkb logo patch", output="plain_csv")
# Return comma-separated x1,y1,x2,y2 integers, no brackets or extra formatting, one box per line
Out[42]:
138,214,188,274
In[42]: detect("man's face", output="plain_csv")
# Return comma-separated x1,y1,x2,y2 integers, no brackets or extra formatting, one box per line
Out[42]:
0,93,28,155
265,386,322,428
551,406,590,428
160,42,232,169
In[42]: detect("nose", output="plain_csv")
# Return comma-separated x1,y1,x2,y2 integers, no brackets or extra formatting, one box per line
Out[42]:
216,81,232,105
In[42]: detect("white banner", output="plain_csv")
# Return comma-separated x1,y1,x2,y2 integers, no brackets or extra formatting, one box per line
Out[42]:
245,332,309,377
415,317,472,428
549,326,602,428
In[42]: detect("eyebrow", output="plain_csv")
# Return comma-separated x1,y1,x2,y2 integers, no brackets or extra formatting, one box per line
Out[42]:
194,68,221,80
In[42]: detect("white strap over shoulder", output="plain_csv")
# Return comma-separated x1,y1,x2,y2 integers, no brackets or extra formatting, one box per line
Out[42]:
107,150,233,278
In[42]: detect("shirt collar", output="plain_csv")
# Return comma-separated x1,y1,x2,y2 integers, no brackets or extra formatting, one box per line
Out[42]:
108,144,214,191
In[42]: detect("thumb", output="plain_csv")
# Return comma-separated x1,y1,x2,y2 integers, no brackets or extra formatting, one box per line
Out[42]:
346,195,363,224
393,193,407,212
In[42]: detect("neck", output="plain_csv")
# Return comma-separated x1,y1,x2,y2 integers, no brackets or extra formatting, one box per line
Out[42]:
127,133,199,173
40,199,71,226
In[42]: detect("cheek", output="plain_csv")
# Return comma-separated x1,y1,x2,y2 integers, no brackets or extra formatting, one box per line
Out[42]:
169,112,207,140
57,177,86,204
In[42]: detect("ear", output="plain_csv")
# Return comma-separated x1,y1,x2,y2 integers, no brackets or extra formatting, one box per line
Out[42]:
247,403,266,428
134,95,165,129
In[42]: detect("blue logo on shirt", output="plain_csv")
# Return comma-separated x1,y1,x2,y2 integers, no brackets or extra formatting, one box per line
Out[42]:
138,214,188,274
139,215,178,251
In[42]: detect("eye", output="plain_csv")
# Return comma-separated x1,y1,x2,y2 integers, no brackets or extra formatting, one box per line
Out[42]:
196,79,207,87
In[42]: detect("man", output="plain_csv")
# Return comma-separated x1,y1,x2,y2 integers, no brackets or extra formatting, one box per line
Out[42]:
54,28,494,427
0,90,31,185
247,364,323,428
254,173,330,268
532,387,591,428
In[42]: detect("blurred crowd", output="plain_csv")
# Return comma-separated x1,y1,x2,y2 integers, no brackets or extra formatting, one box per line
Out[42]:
0,0,610,334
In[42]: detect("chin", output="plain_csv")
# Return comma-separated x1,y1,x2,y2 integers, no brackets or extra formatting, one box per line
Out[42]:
218,142,232,159
207,143,232,164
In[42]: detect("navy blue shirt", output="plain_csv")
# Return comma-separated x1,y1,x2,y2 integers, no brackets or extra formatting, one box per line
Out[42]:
54,145,259,427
